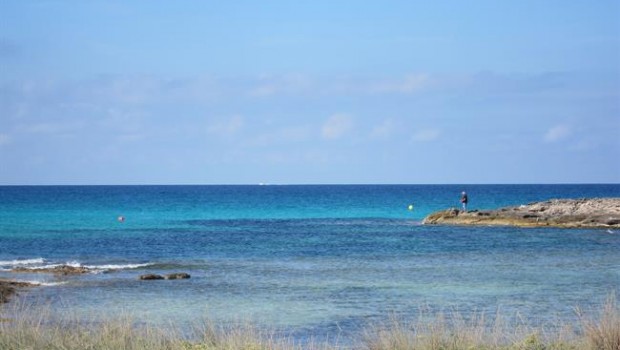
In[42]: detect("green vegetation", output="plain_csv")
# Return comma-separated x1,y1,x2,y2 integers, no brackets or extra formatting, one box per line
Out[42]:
1,296,618,350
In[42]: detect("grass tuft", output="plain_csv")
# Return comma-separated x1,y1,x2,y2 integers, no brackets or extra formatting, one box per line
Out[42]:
578,294,620,350
1,295,618,349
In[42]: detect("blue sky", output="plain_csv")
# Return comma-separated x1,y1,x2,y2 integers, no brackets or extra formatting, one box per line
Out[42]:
1,1,618,184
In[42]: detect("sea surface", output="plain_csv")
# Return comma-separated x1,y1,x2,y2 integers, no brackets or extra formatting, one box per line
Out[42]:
1,184,619,344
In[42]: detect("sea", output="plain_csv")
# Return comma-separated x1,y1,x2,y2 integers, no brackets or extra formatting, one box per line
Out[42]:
1,184,619,344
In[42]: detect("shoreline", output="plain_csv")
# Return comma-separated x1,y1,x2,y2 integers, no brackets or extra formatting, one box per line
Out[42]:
423,198,620,228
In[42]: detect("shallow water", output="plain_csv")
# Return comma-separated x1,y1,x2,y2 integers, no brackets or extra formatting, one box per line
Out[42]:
1,184,619,343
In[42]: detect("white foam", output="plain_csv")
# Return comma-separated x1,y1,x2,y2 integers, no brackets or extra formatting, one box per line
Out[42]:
84,262,154,270
2,258,154,272
64,260,82,268
13,280,66,287
38,281,66,286
0,258,45,267
26,263,67,270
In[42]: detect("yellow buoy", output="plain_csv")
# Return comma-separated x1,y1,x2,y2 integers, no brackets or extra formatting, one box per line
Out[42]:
408,204,414,211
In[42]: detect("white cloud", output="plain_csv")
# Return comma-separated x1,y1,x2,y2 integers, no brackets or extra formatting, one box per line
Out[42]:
117,133,145,143
569,139,597,151
411,129,441,142
371,119,394,139
0,133,11,146
325,74,434,96
367,74,431,94
544,124,571,142
250,84,277,97
250,125,312,146
15,120,86,138
245,73,438,98
321,113,353,139
207,115,244,136
248,74,313,97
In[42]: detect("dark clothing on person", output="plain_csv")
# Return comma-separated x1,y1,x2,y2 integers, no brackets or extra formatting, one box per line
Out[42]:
460,192,468,212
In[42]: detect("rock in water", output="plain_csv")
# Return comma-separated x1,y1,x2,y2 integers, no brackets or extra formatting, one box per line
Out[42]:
11,265,91,275
0,280,38,303
165,273,191,280
139,274,164,280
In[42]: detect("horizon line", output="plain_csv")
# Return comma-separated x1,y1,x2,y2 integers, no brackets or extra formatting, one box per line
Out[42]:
1,182,619,187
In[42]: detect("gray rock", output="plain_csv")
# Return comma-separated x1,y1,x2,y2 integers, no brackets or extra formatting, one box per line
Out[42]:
0,280,38,303
139,274,164,280
165,273,191,280
12,265,91,275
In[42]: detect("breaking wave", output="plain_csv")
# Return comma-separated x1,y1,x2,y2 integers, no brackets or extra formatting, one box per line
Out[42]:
11,280,67,287
0,258,154,272
0,258,45,268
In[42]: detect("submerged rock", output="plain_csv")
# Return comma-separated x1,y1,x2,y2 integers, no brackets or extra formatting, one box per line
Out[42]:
139,273,191,280
11,265,91,275
0,280,38,303
139,272,191,280
422,198,620,229
139,274,164,280
165,273,190,280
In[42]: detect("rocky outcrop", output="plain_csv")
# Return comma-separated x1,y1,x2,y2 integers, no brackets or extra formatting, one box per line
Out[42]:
422,198,620,228
139,273,191,280
139,274,164,280
165,273,190,280
0,280,38,303
11,265,91,275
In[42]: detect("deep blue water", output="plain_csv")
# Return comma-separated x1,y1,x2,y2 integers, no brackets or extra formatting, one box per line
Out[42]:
0,184,619,344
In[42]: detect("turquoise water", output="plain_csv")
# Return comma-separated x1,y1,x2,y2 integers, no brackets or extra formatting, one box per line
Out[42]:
1,184,619,343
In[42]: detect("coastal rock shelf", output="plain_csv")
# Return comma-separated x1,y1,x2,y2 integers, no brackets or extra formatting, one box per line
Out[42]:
0,280,38,304
11,265,90,275
422,198,620,228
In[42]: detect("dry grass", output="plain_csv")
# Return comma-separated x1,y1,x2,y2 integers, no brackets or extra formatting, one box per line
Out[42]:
360,296,618,350
0,301,332,350
0,306,177,350
360,314,584,350
0,296,618,350
578,294,620,350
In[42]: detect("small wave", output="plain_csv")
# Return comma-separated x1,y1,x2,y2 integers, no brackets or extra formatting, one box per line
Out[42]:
83,262,154,270
3,259,155,273
39,282,65,286
19,262,81,270
0,258,45,267
13,280,67,287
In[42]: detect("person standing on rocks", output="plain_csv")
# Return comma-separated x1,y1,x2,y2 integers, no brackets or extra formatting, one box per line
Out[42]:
460,191,468,212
